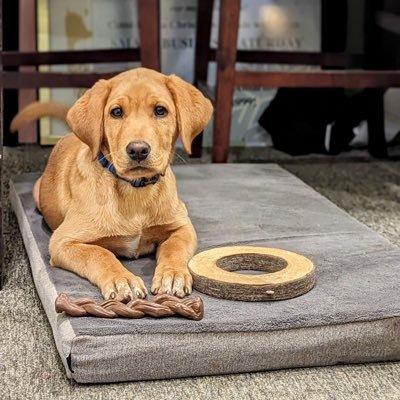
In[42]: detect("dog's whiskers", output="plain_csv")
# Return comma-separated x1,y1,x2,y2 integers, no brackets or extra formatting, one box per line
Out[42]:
174,152,187,164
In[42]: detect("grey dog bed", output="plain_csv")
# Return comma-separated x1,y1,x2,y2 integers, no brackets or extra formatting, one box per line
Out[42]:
10,164,400,383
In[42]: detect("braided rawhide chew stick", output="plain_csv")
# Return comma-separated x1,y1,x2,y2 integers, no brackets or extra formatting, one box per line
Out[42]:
55,293,204,321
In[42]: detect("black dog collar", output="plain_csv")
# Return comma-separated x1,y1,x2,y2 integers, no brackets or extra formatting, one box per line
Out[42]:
97,152,162,188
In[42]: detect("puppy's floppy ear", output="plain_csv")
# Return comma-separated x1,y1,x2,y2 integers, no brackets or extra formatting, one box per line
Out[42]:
166,74,213,154
66,79,111,160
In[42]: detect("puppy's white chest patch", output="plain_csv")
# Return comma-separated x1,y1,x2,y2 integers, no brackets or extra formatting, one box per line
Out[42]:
123,236,141,258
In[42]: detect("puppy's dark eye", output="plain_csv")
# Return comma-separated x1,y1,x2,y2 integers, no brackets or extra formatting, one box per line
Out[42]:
154,106,167,118
110,107,123,118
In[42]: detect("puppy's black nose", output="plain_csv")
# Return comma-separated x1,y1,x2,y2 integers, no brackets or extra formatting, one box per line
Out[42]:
126,141,151,161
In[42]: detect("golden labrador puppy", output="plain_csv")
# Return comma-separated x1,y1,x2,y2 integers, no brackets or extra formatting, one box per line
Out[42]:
11,68,213,301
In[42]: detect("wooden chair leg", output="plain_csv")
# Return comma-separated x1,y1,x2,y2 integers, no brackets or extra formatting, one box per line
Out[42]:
18,0,37,144
190,134,204,158
191,0,214,158
194,0,214,84
212,0,240,163
138,0,160,71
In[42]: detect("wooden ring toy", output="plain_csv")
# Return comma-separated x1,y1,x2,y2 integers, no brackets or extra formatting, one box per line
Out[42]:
188,246,315,301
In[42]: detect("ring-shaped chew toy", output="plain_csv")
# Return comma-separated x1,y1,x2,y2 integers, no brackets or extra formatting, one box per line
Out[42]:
188,246,315,301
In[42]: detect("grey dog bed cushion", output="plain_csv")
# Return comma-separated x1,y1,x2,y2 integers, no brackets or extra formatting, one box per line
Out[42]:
10,164,400,383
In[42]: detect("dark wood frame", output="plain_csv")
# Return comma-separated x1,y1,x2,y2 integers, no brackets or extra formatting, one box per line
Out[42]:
193,0,400,162
1,0,160,129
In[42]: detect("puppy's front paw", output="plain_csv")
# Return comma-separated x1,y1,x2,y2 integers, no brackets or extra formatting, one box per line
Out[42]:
151,266,193,298
100,271,148,303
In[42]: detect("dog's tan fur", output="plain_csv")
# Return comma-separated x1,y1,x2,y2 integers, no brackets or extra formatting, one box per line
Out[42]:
11,68,213,301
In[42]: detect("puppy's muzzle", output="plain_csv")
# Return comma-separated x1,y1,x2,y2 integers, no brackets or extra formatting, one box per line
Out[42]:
126,141,151,162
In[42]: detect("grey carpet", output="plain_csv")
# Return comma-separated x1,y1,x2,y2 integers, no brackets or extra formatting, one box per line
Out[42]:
2,146,400,399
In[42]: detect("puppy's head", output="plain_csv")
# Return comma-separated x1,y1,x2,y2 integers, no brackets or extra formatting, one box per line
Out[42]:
67,68,213,179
